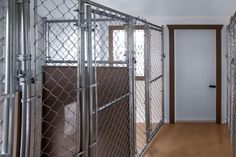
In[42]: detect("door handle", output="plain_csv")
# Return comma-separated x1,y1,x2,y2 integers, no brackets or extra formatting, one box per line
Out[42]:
209,85,216,88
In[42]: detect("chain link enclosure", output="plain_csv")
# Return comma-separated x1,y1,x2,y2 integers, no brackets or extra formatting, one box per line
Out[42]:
227,12,236,157
0,0,164,156
33,0,165,156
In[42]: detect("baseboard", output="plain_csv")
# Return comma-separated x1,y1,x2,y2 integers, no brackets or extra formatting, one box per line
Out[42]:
175,120,216,123
165,119,227,124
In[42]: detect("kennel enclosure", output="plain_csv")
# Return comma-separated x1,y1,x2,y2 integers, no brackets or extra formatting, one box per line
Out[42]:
0,0,164,156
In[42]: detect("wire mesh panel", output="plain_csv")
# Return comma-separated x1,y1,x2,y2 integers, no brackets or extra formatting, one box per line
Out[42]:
132,24,164,156
133,27,147,155
149,29,164,134
0,0,6,153
33,0,80,156
91,7,131,157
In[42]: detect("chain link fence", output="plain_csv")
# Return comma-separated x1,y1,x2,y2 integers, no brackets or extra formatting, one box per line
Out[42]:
0,0,6,153
134,27,147,155
227,12,236,157
149,29,164,135
92,10,132,157
33,0,79,156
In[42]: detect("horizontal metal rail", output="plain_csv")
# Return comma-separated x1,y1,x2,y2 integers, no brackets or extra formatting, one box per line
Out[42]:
45,60,127,64
83,0,162,30
149,75,163,83
92,9,129,23
149,26,163,32
45,18,122,24
97,93,130,112
0,94,15,102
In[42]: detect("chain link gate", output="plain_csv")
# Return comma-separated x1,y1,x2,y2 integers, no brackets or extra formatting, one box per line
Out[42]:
89,6,132,157
227,12,236,157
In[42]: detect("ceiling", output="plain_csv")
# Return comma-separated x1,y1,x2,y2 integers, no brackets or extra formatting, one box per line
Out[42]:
94,0,236,18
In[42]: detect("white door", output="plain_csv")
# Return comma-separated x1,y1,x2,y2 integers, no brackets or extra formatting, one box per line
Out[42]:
175,30,216,122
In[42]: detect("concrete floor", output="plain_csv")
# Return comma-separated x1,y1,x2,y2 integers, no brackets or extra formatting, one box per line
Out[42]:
143,123,232,157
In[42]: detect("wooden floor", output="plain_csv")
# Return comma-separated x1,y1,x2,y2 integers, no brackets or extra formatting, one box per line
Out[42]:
143,123,232,157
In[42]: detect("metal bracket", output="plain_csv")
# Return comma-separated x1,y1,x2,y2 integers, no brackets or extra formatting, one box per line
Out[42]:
78,87,86,92
89,140,97,148
21,95,40,103
73,150,86,157
88,83,97,88
19,77,35,84
17,54,32,61
0,153,10,157
0,93,15,102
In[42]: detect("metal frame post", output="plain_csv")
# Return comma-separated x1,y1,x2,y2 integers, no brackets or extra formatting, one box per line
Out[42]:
92,12,98,157
161,26,165,121
86,5,97,157
18,0,32,156
127,19,136,157
226,26,231,130
144,24,151,142
77,0,88,156
2,0,17,156
233,23,236,157
230,26,234,141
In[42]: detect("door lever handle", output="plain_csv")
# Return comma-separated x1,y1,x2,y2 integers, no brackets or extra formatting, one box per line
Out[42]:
209,85,216,88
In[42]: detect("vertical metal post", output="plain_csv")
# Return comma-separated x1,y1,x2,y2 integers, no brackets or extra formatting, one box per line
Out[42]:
226,26,230,130
2,0,14,156
2,0,18,156
233,24,236,157
230,27,234,141
2,0,11,155
92,12,98,157
77,0,88,156
127,19,136,157
144,24,151,142
18,0,32,157
42,17,48,63
86,5,96,157
161,26,165,121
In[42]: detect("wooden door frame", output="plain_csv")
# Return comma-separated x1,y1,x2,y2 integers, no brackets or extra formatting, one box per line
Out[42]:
167,25,223,124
